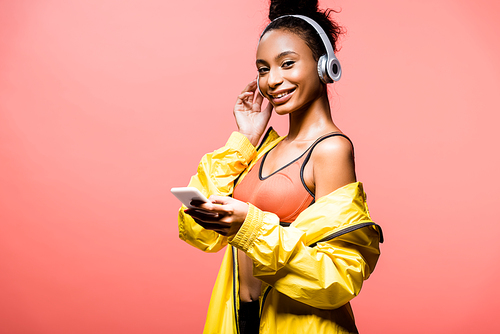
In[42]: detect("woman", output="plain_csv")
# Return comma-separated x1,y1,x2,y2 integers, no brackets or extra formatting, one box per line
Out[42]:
178,1,382,333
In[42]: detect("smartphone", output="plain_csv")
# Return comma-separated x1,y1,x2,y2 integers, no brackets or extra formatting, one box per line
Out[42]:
170,187,211,209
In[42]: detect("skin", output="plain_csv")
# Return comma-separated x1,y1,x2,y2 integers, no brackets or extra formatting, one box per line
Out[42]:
185,29,356,302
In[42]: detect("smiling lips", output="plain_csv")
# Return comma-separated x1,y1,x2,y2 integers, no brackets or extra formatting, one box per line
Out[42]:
269,88,296,104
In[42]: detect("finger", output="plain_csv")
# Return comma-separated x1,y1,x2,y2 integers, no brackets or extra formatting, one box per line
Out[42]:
195,220,227,230
253,90,263,106
185,208,220,222
189,203,230,221
237,92,254,103
193,203,232,218
186,196,233,221
194,199,222,212
193,219,231,235
207,196,238,210
205,206,236,223
241,79,258,93
190,199,206,207
208,195,230,205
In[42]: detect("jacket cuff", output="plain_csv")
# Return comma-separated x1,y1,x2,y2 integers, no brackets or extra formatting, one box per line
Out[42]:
229,203,265,252
225,132,256,163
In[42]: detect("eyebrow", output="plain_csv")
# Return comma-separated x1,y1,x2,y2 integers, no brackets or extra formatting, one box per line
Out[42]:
256,50,299,65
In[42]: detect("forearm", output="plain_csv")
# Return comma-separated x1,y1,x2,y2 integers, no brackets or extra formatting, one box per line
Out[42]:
187,131,256,197
178,132,257,252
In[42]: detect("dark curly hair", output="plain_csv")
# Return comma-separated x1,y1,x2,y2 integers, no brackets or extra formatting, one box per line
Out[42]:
261,0,345,60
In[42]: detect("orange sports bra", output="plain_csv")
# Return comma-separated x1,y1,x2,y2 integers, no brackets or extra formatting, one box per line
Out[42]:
233,133,353,225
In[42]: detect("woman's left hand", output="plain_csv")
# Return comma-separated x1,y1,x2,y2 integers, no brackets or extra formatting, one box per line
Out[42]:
185,196,249,237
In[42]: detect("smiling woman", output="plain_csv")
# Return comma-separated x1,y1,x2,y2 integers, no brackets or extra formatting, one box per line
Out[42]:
177,0,383,333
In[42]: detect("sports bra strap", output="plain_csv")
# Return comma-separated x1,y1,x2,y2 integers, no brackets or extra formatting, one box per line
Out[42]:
300,133,354,197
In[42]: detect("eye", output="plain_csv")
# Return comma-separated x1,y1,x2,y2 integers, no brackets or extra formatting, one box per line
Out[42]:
282,60,295,68
257,66,269,75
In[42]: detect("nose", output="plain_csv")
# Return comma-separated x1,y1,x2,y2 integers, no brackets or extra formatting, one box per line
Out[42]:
267,67,283,90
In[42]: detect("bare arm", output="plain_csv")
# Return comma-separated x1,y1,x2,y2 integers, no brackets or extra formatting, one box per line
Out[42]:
311,135,356,199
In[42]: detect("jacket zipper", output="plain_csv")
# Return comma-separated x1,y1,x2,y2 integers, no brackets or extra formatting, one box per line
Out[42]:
232,128,279,333
260,285,272,317
308,222,383,247
232,246,240,334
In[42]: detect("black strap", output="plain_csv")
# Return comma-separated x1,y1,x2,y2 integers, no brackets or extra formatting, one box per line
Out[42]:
300,133,354,197
309,223,384,247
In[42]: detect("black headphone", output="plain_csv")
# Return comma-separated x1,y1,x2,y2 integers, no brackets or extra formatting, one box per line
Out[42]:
258,14,342,95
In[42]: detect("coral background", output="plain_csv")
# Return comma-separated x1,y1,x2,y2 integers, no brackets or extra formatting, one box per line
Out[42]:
1,0,499,333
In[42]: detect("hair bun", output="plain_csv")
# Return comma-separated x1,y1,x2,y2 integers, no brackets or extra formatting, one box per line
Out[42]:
269,0,319,21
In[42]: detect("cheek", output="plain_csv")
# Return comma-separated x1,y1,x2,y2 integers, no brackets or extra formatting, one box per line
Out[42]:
286,66,308,83
290,62,320,84
294,69,321,93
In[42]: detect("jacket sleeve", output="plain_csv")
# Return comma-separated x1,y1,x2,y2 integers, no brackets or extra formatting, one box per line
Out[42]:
178,132,257,253
228,183,382,309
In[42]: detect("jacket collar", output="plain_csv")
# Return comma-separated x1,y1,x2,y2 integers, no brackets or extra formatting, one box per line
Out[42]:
234,127,285,187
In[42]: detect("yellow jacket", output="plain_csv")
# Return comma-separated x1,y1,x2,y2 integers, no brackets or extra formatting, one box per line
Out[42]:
178,129,382,334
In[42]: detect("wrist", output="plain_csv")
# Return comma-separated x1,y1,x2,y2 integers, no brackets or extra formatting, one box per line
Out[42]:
228,203,265,252
238,131,260,147
225,132,257,163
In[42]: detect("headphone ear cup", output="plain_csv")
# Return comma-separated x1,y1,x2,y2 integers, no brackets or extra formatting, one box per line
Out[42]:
328,57,342,82
257,79,264,96
317,55,333,84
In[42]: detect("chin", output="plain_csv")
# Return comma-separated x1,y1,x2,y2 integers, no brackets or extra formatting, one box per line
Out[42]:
273,105,293,116
273,100,308,116
271,99,297,115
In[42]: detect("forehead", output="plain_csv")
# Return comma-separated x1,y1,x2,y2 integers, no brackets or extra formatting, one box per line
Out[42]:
256,29,313,60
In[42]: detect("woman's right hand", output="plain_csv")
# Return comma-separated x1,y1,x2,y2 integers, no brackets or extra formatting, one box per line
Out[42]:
233,79,273,146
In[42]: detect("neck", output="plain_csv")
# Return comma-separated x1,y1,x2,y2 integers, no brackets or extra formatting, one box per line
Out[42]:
286,93,337,141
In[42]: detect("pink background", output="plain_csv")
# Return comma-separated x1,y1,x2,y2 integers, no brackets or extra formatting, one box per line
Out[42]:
1,0,499,333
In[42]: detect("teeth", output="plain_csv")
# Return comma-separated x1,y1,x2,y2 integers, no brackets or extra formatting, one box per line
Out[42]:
275,92,290,98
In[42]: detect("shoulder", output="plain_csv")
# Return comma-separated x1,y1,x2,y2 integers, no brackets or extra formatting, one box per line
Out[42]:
310,134,356,198
310,134,354,162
